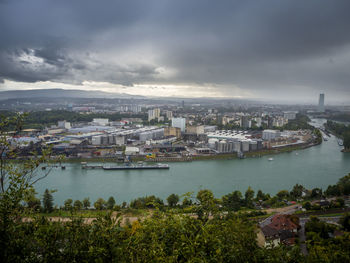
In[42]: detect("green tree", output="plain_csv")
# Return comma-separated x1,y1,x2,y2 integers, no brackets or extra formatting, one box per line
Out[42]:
343,131,350,150
244,187,255,208
94,198,106,210
222,190,243,211
64,198,73,211
276,190,289,200
73,200,82,211
290,184,304,199
339,213,350,231
42,189,54,213
196,189,216,221
23,187,41,211
82,197,90,209
167,193,179,207
182,197,192,207
106,196,116,210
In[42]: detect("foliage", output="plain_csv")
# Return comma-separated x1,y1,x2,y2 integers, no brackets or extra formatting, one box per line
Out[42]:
276,190,290,200
130,195,164,209
222,190,243,211
94,198,106,210
43,189,54,213
64,198,73,211
283,114,313,130
82,197,91,209
107,196,116,210
340,213,350,231
244,186,255,208
166,193,179,207
73,200,83,211
290,184,305,199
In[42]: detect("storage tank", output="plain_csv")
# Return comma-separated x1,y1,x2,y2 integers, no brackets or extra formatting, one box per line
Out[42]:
91,136,101,145
241,140,250,152
249,140,258,151
218,140,227,153
233,141,241,152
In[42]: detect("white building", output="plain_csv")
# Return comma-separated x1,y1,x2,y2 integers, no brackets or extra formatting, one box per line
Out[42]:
172,117,186,132
262,130,281,140
283,111,297,120
92,118,109,126
148,108,160,121
57,120,71,129
165,110,173,120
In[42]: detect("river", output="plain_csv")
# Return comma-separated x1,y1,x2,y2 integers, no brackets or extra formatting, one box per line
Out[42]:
35,119,350,205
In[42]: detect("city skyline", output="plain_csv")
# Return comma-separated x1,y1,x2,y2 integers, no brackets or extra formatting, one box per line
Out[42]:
0,1,350,104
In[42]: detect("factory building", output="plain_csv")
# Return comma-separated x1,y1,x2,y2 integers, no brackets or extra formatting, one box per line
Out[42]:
164,127,181,139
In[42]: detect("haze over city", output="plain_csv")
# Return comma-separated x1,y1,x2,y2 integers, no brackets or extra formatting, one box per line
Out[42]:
0,0,350,104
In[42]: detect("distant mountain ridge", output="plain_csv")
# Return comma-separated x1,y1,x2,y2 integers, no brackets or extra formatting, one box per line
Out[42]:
0,89,144,100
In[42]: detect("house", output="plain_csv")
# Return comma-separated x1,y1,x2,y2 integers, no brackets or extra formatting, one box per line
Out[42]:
258,214,300,247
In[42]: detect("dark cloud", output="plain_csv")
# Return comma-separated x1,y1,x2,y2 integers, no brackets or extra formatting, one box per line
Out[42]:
0,0,349,101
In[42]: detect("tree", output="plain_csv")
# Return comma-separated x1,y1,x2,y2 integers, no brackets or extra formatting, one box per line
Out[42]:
23,187,41,211
196,189,216,221
311,188,322,198
167,193,179,207
303,201,312,210
344,131,350,150
244,187,255,208
82,197,90,209
182,197,192,207
339,213,350,231
222,191,243,211
107,196,116,210
73,200,82,211
64,198,73,211
276,190,289,200
290,184,304,199
42,189,54,213
94,198,106,210
256,189,267,201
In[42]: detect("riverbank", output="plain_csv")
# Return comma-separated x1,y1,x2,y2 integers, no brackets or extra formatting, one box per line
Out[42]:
50,141,319,164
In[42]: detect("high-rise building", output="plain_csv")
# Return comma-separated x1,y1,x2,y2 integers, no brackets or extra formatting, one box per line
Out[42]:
148,108,160,121
240,116,251,129
165,110,173,120
172,117,186,132
318,93,325,112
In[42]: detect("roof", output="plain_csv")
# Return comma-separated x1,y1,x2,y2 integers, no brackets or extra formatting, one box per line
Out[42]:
269,214,299,231
261,225,279,238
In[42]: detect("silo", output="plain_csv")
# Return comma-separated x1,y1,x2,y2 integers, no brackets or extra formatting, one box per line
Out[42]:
241,140,250,152
249,140,258,151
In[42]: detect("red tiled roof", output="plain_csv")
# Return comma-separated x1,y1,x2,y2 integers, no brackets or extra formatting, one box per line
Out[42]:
269,214,298,231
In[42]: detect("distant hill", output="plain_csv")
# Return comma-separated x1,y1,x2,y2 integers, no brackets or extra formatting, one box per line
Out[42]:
0,89,144,100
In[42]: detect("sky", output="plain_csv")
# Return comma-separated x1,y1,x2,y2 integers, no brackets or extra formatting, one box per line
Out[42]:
0,0,350,104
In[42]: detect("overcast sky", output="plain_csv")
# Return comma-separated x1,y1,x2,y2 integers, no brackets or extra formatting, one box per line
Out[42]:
0,0,350,104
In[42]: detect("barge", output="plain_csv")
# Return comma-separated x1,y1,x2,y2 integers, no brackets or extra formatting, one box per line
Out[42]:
103,163,169,170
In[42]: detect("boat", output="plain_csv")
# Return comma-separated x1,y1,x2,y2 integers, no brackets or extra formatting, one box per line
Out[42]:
295,152,299,156
103,163,169,170
268,158,274,161
338,139,344,146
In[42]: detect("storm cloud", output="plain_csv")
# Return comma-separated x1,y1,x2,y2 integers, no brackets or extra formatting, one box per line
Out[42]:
0,0,350,102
